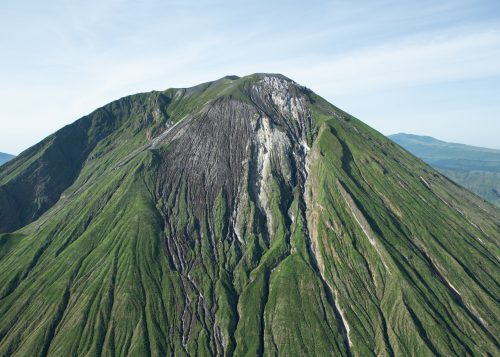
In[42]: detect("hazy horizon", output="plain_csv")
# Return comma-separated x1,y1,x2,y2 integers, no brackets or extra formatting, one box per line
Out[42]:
1,0,499,154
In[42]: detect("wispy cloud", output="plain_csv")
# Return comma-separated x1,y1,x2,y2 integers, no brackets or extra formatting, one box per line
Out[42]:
1,0,499,153
289,27,500,95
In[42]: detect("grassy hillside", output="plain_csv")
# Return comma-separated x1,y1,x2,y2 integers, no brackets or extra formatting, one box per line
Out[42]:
390,133,500,206
0,75,498,356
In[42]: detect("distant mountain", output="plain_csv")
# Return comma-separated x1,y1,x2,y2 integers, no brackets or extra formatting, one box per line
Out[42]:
0,75,498,355
0,152,14,166
390,133,500,206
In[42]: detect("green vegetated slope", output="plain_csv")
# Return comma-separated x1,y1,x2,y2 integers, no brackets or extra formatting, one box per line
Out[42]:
390,133,500,206
0,152,14,166
0,74,499,356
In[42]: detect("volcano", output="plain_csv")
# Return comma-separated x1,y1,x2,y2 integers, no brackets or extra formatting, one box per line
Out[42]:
0,74,498,356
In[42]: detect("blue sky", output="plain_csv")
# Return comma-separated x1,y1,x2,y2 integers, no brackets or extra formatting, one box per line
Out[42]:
1,0,499,154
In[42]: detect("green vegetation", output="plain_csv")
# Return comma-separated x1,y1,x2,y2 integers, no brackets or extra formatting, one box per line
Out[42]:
0,75,498,356
390,133,500,206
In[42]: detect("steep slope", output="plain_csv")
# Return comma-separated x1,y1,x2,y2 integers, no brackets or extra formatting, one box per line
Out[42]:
0,74,498,356
0,152,14,166
439,170,500,206
390,133,500,206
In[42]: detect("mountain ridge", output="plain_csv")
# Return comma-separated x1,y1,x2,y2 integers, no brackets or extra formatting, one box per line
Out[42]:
0,74,498,356
390,133,500,206
391,133,500,152
0,152,14,166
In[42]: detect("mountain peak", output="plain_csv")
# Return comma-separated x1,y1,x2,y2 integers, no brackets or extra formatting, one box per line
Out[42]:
249,72,293,81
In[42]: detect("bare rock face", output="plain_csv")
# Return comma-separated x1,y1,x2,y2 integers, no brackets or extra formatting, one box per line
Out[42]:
0,74,498,356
